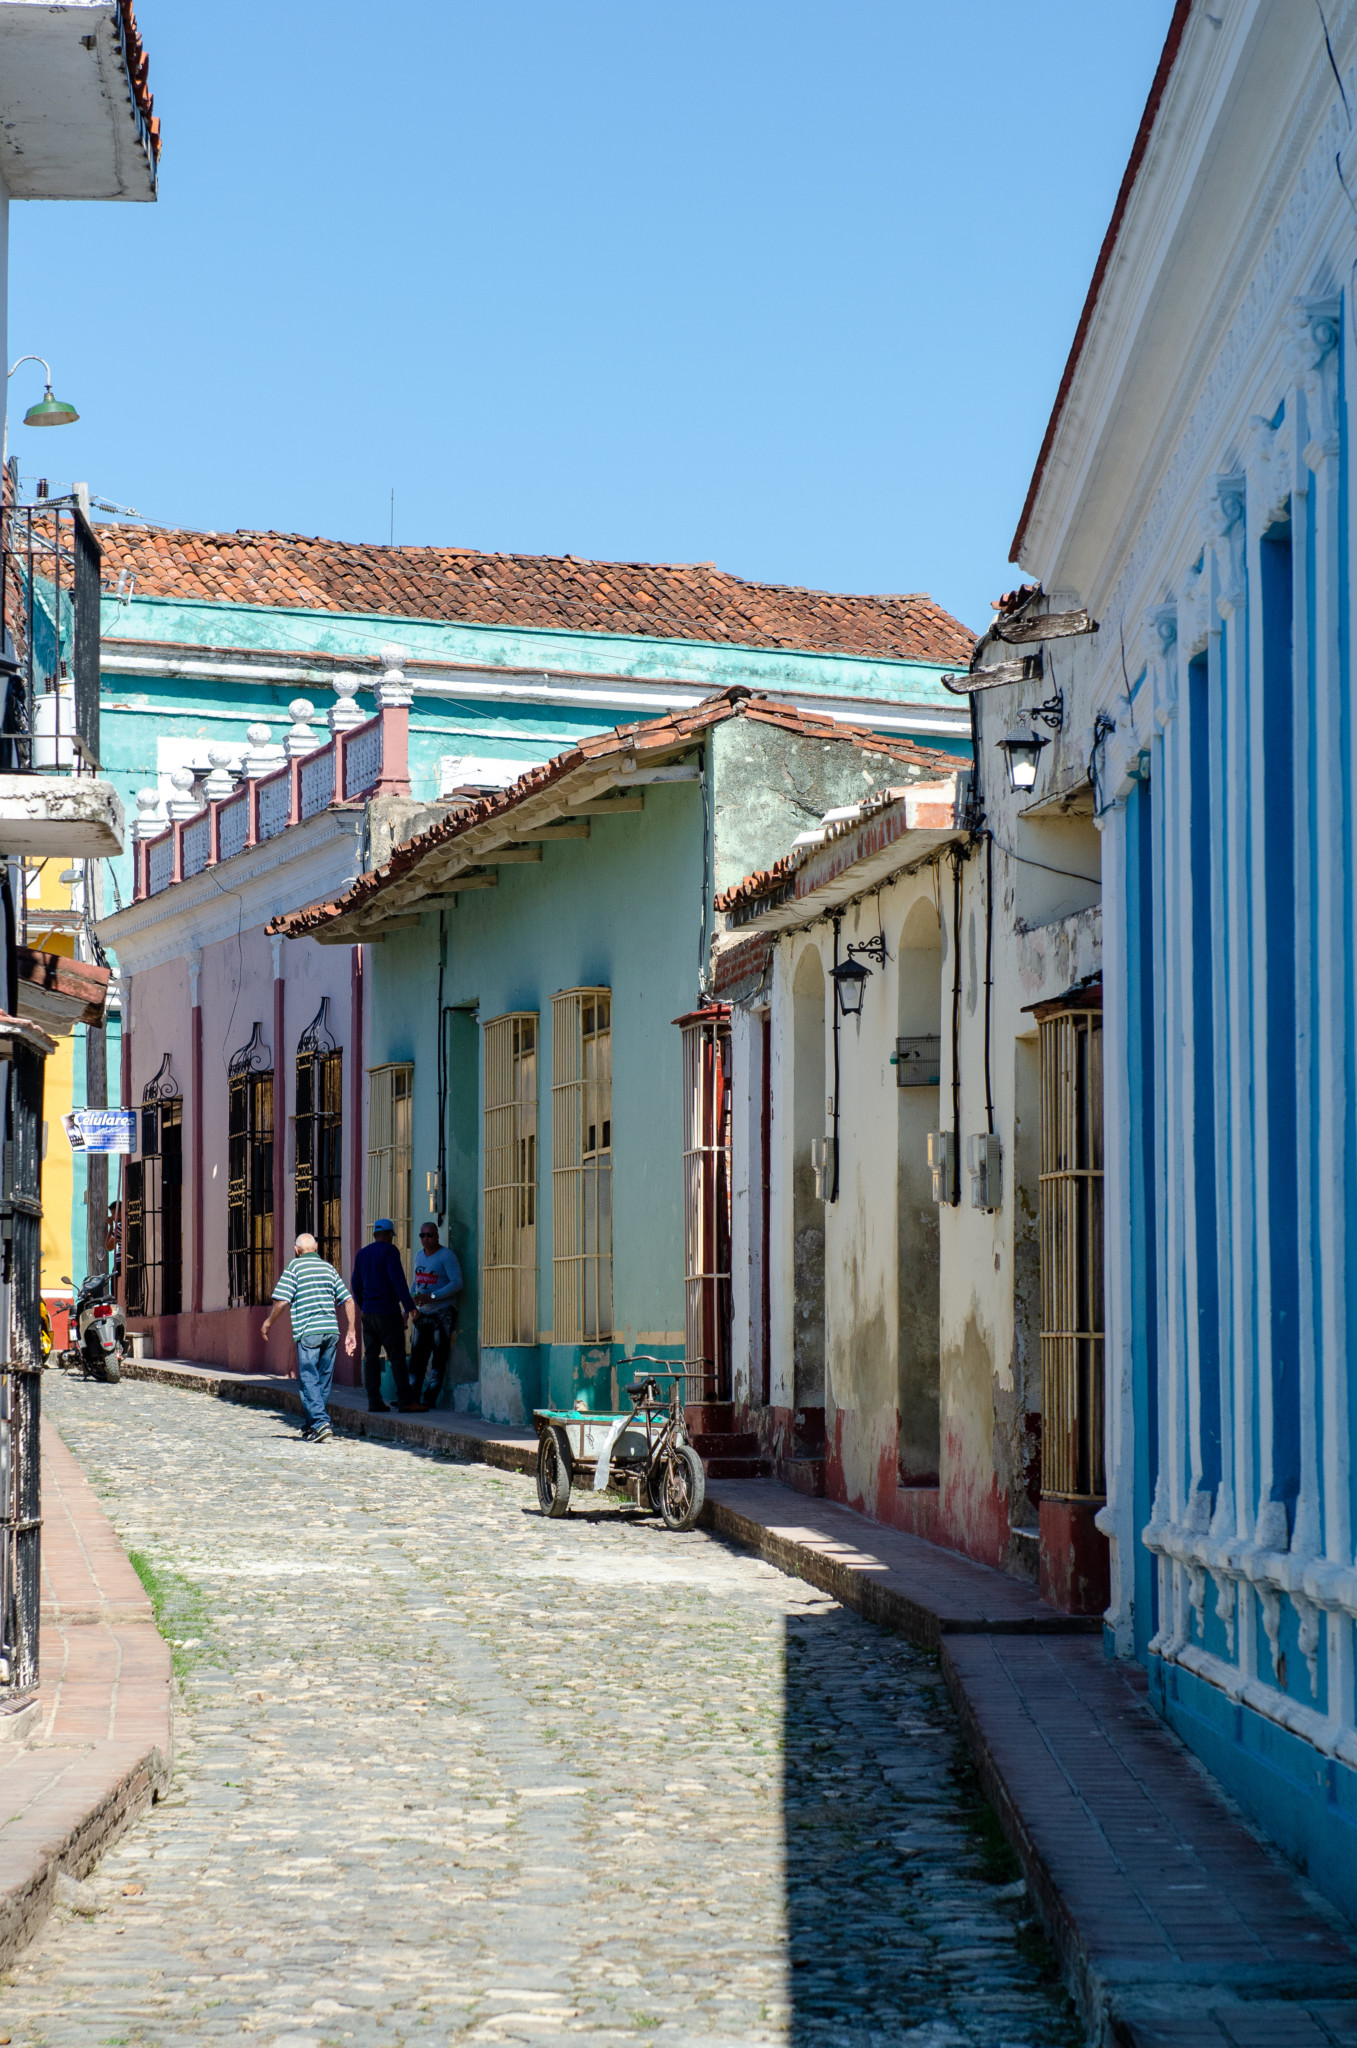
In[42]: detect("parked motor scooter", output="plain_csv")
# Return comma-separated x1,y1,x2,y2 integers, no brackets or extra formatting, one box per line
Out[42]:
58,1274,123,1383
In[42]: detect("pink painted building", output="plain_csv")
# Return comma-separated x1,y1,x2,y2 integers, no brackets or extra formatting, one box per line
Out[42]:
100,690,442,1377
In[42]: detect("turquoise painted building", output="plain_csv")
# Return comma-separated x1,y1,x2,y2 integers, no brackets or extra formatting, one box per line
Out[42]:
91,529,974,914
279,691,961,1422
66,528,971,1307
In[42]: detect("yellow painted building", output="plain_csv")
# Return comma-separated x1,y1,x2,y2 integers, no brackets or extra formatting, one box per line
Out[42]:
21,860,101,1317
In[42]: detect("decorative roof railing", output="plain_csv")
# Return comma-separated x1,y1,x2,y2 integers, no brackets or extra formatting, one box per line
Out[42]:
133,703,408,902
0,494,104,776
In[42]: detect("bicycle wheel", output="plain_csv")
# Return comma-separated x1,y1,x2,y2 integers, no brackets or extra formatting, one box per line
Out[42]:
657,1445,705,1532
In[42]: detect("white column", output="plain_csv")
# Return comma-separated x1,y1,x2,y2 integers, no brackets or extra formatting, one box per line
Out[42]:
1214,484,1264,1571
1097,802,1133,1652
1147,718,1190,1655
1298,306,1350,1588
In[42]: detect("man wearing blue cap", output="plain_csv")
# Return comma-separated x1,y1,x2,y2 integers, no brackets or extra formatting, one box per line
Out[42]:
351,1220,420,1413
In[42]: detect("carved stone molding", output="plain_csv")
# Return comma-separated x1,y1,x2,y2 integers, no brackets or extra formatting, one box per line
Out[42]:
1099,56,1351,644
1210,473,1248,614
1246,405,1296,531
1179,556,1212,658
1148,605,1179,731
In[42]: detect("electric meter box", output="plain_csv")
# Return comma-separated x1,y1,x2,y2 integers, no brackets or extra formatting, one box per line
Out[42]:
811,1136,830,1203
927,1130,957,1205
967,1132,1002,1212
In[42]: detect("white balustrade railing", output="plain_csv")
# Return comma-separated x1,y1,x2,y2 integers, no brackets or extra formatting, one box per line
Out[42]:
147,838,174,895
217,793,249,863
300,745,336,820
134,704,408,900
344,722,382,799
256,771,290,842
181,815,210,880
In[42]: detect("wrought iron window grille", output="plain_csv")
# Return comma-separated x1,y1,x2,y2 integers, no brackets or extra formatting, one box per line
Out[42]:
227,1026,274,1307
126,1054,182,1319
294,1001,342,1267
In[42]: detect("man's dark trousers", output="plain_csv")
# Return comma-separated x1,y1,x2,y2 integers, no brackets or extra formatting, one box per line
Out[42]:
361,1312,415,1409
410,1312,454,1405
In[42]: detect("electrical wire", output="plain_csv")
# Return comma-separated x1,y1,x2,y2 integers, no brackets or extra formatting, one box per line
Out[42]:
830,914,842,1206
983,831,995,1137
985,836,1101,886
949,849,963,1207
699,755,712,998
436,912,448,1225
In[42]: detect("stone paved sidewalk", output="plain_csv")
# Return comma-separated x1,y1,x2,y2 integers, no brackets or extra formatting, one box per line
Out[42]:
1,1374,1084,2047
0,1422,172,1963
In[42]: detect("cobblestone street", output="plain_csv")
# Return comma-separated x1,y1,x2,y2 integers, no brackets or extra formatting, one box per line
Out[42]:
0,1378,1080,2048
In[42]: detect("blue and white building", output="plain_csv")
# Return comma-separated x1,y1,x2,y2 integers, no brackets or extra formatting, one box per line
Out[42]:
996,0,1357,1914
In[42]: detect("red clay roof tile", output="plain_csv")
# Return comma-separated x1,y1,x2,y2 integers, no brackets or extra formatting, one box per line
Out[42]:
98,527,973,665
270,688,958,941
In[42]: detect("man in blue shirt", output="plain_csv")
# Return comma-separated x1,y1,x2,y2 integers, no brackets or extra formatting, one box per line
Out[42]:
410,1221,464,1408
262,1232,357,1442
350,1220,418,1413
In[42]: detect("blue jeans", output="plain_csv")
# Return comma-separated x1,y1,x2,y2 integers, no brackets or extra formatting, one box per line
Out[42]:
296,1332,339,1432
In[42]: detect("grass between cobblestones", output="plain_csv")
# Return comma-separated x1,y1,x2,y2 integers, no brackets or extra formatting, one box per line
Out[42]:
125,1550,214,1682
0,1377,1082,2048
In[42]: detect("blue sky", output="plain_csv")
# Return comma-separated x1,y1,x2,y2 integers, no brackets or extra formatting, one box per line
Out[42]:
9,2,1172,636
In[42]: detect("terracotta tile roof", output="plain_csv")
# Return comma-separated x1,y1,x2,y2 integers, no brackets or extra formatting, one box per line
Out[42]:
714,778,960,928
117,0,160,164
99,527,973,665
0,1010,57,1058
17,947,110,1025
271,688,960,941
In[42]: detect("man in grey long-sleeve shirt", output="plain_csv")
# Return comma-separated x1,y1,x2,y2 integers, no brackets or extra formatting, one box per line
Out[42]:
409,1222,463,1408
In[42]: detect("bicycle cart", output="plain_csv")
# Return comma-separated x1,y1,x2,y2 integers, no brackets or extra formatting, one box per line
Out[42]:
532,1361,706,1532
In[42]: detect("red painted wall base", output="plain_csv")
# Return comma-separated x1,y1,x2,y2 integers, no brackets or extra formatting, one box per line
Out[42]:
127,1309,363,1386
1038,1498,1111,1614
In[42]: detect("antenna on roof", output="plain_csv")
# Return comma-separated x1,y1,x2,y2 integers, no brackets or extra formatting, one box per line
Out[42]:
389,487,394,548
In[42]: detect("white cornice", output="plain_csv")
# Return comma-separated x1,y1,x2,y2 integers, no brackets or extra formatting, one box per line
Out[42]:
99,649,970,735
96,809,364,972
1021,0,1357,603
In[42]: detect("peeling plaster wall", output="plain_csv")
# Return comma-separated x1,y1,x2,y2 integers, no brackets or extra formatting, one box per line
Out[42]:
936,815,1103,1578
738,812,1101,1571
752,866,947,1523
709,721,929,898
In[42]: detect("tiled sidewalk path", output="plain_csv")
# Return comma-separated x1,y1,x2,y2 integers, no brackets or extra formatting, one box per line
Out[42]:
0,1421,172,1962
118,1356,1357,2046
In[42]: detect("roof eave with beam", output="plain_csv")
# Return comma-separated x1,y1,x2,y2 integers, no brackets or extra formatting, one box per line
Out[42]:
302,760,686,942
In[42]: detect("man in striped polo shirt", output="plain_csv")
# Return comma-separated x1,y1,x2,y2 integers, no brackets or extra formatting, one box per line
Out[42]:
261,1233,358,1442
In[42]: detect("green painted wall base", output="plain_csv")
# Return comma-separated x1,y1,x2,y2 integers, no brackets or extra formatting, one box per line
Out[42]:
467,1341,687,1424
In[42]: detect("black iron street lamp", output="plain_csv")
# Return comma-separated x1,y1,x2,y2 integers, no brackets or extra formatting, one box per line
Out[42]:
830,954,871,1017
998,726,1050,793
